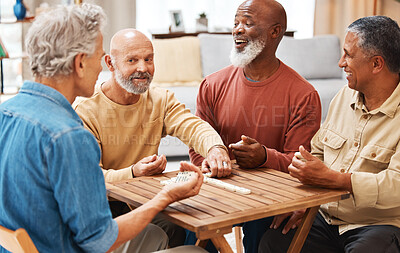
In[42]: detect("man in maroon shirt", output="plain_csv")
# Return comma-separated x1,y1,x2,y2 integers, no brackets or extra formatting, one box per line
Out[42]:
188,0,322,252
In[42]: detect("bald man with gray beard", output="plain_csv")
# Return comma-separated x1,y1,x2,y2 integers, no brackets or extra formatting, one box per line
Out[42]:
188,0,321,252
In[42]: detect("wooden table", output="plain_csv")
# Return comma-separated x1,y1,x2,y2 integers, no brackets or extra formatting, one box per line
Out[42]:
106,165,349,253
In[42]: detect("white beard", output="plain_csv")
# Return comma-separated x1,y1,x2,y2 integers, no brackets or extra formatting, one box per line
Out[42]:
229,39,266,68
114,67,152,95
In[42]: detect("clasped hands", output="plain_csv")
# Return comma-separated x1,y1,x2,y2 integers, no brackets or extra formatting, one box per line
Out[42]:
203,135,266,178
272,145,350,234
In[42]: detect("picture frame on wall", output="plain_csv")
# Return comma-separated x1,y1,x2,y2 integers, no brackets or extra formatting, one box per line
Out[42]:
0,38,9,59
169,10,184,32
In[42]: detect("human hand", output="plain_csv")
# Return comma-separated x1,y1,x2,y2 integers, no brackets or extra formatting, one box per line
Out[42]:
289,146,346,189
162,162,203,203
229,135,266,169
132,154,167,177
202,145,232,178
270,209,306,234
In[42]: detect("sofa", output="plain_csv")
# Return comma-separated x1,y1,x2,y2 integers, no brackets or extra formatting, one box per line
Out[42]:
96,34,346,158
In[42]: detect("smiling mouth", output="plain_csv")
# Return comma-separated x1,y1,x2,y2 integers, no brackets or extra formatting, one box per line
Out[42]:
234,38,248,48
345,72,352,77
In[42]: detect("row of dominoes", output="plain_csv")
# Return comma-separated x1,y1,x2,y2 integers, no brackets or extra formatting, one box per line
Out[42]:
203,176,251,195
160,171,195,185
160,171,251,195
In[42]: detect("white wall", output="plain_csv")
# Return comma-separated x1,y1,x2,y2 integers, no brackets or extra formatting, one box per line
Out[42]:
136,0,315,39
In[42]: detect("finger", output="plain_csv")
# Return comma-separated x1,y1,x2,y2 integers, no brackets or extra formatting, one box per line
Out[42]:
181,162,203,189
282,212,303,234
299,145,314,161
271,213,290,229
288,164,301,178
141,154,158,163
241,135,257,144
222,160,232,177
282,215,296,234
180,161,200,173
159,156,167,172
151,155,164,169
291,156,304,167
270,216,278,229
229,139,246,150
201,160,212,174
230,149,250,158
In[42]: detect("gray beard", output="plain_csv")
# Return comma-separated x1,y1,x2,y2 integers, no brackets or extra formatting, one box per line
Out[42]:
229,39,266,68
114,68,152,95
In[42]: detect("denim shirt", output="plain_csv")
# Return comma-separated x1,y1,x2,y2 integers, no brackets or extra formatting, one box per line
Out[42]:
0,81,118,252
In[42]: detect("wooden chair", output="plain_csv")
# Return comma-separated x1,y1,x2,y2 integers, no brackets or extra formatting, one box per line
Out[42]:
0,225,38,253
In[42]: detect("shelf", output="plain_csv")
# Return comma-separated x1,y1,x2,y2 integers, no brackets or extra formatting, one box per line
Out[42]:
150,30,295,39
0,17,34,24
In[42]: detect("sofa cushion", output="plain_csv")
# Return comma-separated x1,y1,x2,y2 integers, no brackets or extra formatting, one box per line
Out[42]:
198,33,233,77
308,79,346,122
152,36,203,86
276,35,342,79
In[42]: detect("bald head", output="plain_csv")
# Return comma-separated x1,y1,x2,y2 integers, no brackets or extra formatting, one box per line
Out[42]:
239,0,287,36
110,29,153,57
231,0,287,67
106,28,155,95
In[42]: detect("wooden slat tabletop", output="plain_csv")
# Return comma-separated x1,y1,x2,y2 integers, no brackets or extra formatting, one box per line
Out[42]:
106,166,349,239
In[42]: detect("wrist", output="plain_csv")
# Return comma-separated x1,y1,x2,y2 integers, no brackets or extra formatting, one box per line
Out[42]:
340,172,353,193
209,144,228,154
131,164,135,178
157,189,174,208
260,145,268,166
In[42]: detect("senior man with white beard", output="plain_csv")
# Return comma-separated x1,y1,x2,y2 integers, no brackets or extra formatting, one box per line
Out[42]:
187,0,322,252
73,28,231,248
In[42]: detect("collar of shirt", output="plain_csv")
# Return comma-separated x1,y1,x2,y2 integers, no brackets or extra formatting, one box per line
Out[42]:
350,83,400,118
19,81,83,125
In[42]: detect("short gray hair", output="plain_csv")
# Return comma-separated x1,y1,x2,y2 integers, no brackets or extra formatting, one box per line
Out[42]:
25,3,106,78
347,16,400,74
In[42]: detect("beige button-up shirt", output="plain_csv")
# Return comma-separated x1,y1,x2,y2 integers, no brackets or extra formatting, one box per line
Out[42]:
311,83,400,234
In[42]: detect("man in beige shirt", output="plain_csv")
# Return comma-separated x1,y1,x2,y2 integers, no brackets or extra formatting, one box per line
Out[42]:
259,16,400,252
73,28,231,247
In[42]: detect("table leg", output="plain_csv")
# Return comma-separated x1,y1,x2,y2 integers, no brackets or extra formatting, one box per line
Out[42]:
211,236,234,253
234,226,244,253
195,239,209,248
287,206,319,253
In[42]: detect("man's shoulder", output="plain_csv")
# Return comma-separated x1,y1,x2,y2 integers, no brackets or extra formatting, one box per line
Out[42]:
331,85,356,104
279,62,316,92
205,65,239,83
72,86,103,113
1,94,85,142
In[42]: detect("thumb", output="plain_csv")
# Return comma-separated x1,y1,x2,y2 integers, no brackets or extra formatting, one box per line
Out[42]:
299,145,313,161
141,154,157,163
241,135,257,144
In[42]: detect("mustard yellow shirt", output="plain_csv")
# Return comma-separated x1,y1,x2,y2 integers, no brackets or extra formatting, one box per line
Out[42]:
312,83,400,233
73,84,224,182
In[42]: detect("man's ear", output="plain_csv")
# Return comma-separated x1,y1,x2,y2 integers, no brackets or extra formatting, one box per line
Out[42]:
74,53,86,78
270,24,282,39
371,55,384,74
104,54,115,71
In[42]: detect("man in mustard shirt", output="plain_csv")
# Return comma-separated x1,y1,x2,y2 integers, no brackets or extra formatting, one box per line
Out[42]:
259,16,400,252
73,28,231,247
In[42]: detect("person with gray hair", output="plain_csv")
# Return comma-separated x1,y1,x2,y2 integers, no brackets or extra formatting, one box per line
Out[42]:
259,15,400,252
0,3,207,253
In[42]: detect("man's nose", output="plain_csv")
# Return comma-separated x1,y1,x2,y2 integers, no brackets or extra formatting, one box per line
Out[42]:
136,60,148,72
233,24,245,36
338,54,346,68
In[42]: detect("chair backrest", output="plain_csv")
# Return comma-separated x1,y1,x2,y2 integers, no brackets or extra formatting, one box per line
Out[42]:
0,225,38,253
